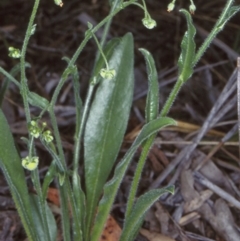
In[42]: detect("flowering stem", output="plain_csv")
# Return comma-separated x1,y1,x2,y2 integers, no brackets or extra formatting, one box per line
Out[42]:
20,0,40,123
31,169,52,241
92,33,109,70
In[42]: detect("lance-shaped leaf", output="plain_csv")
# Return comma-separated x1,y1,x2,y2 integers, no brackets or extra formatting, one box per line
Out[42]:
90,117,176,241
0,109,40,241
139,48,159,122
29,194,57,241
178,9,196,83
216,5,240,30
84,33,134,232
120,186,174,241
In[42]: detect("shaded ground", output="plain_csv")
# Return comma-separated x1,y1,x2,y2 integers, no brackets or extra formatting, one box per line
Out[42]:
1,0,240,240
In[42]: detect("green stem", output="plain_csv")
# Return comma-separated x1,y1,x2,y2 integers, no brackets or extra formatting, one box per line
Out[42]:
0,66,20,88
125,135,155,218
48,108,66,169
20,0,40,123
48,0,136,111
193,0,235,66
160,78,183,117
31,169,52,241
0,63,28,104
92,33,109,70
73,85,94,171
28,135,52,241
125,0,236,218
58,183,71,241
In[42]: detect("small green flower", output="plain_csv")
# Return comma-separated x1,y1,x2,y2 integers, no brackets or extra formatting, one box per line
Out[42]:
189,3,196,14
142,17,157,29
43,130,54,143
167,2,175,12
54,0,63,7
8,47,21,59
100,68,116,80
29,120,41,138
22,156,39,171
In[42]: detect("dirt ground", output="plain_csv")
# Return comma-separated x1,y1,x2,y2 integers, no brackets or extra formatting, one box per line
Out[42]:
1,0,240,240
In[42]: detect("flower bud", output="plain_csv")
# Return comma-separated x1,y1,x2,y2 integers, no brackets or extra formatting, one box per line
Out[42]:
54,0,63,7
189,3,196,14
43,130,54,143
29,121,41,138
167,2,175,12
142,17,157,29
8,47,21,59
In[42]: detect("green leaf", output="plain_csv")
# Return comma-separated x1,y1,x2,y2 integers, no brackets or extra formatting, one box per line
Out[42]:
139,48,159,122
0,109,40,241
28,91,49,109
217,5,240,30
84,33,134,233
29,194,57,241
72,172,85,241
178,9,196,83
90,117,176,241
42,161,57,200
120,186,174,241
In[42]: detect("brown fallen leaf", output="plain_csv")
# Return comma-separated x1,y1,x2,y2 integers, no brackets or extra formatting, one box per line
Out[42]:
99,215,121,241
140,228,176,241
47,188,122,241
47,187,60,206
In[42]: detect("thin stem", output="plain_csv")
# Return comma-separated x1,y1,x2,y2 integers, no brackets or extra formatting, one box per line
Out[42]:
126,3,237,215
92,33,109,70
93,0,121,66
159,78,183,117
48,0,136,111
58,183,71,241
31,169,52,241
193,0,235,65
0,66,20,88
125,135,155,218
73,85,94,171
48,108,66,170
20,0,40,123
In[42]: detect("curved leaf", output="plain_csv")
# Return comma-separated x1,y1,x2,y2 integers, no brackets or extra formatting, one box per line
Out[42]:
0,109,40,241
84,33,134,232
120,186,174,241
139,48,159,122
90,117,176,241
178,9,196,83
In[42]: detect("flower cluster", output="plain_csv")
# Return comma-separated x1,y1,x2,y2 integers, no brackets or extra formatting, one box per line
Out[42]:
100,68,116,80
8,47,21,59
28,120,54,143
22,156,39,171
167,0,196,14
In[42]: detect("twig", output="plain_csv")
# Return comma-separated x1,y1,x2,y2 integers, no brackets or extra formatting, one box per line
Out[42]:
193,171,240,210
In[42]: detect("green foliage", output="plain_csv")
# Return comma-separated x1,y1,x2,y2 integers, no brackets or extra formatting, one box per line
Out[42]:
178,9,196,83
0,110,40,241
84,33,134,234
121,186,174,241
0,0,239,241
29,194,57,241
